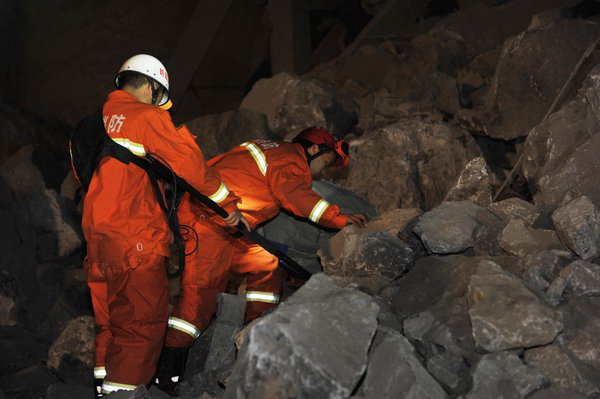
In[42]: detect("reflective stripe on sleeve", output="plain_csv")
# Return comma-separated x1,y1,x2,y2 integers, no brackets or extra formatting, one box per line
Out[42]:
245,291,280,304
167,316,201,339
101,380,137,394
309,199,330,223
208,182,230,204
241,142,268,176
93,366,107,379
111,138,146,156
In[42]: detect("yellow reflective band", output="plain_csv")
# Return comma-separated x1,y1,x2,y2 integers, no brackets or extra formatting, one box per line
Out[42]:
245,291,280,304
309,199,330,223
241,142,268,176
208,182,229,204
101,380,137,394
93,366,107,379
111,138,146,156
168,316,201,339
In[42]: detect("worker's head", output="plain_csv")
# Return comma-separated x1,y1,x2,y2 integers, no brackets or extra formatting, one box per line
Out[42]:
292,127,350,177
115,54,170,107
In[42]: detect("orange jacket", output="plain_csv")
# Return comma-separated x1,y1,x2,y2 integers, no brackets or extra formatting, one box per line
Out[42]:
82,90,236,262
193,139,347,230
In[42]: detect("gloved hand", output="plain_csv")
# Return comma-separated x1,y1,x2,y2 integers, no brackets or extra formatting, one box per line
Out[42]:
344,213,369,228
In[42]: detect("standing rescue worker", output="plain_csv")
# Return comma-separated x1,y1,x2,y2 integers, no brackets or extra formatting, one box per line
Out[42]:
155,127,369,392
82,54,245,397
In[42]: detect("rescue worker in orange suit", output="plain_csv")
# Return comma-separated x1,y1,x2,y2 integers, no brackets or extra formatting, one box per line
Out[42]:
81,54,247,398
155,127,369,392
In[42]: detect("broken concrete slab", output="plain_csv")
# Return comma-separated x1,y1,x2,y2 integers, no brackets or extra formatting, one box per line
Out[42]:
356,327,448,399
224,273,378,399
443,157,492,206
551,196,600,260
498,218,565,258
525,344,600,396
488,197,541,225
465,352,547,399
240,72,358,138
467,260,563,351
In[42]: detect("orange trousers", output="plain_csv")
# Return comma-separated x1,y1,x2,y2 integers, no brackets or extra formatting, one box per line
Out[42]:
165,219,282,348
85,254,169,392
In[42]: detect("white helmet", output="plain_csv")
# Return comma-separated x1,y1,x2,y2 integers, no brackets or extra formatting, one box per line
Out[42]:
115,54,170,106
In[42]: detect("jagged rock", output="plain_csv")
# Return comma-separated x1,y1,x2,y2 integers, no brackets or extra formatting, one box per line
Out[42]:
186,109,272,159
488,197,541,225
0,293,16,326
0,326,47,376
331,119,480,212
240,72,358,139
460,19,600,140
523,64,600,210
467,260,563,351
551,196,600,260
527,387,588,399
521,250,575,292
47,315,95,385
225,274,379,399
558,297,600,373
525,344,600,396
413,201,503,255
0,365,59,399
45,382,94,399
425,351,470,395
465,352,547,399
443,157,492,206
498,218,565,258
546,260,600,305
180,294,246,398
0,145,46,194
103,385,149,398
324,209,418,278
260,179,377,275
355,327,448,399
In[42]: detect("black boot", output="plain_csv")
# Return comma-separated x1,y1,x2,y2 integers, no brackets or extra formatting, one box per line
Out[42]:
93,378,104,398
153,347,189,396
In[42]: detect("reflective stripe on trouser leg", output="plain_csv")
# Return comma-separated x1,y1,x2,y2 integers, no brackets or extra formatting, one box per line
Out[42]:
167,316,201,339
94,366,107,379
101,380,137,394
245,291,280,304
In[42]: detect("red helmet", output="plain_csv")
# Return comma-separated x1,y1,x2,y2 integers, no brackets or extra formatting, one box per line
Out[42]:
292,127,350,167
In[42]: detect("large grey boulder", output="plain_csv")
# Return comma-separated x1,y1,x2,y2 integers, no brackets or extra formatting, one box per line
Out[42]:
240,72,358,139
443,157,492,206
413,201,504,255
525,344,600,396
465,352,547,399
459,19,600,140
523,64,600,210
355,327,448,399
467,260,563,351
225,274,379,399
331,119,480,212
551,196,600,260
186,109,272,159
558,297,600,374
498,219,565,258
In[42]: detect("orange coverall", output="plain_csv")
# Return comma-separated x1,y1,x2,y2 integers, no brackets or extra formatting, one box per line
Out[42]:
165,139,347,348
82,90,236,393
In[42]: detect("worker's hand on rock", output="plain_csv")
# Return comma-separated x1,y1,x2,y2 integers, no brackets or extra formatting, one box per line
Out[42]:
223,210,251,230
345,213,369,228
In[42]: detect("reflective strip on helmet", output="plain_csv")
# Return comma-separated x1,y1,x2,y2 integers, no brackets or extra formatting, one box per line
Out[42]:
93,366,107,379
111,138,146,156
245,291,280,304
241,142,268,176
309,199,330,223
168,316,201,339
101,380,137,394
208,182,230,204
